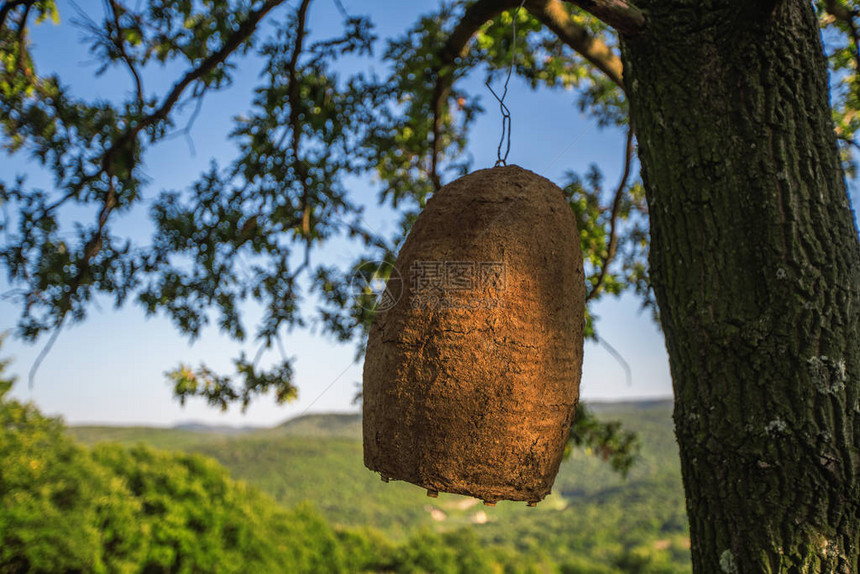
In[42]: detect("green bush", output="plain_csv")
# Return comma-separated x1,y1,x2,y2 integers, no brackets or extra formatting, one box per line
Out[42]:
0,366,354,573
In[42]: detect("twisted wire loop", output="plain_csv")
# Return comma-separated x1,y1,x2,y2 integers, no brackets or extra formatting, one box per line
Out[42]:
486,81,512,167
486,0,527,167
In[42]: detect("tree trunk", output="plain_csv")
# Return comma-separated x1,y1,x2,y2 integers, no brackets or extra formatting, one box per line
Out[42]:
620,0,860,571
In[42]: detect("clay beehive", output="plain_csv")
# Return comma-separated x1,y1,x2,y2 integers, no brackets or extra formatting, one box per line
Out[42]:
362,165,584,504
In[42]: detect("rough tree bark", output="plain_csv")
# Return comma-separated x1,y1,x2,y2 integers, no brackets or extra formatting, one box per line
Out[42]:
620,0,860,570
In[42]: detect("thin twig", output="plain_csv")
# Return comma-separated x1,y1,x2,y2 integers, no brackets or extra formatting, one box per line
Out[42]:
28,316,65,389
13,1,31,71
838,133,860,151
106,0,145,105
332,0,348,19
298,361,353,415
275,332,289,362
596,334,632,386
287,0,314,245
253,339,269,367
182,94,205,156
586,125,634,303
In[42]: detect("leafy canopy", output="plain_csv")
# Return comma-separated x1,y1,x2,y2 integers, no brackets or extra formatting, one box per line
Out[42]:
0,0,857,408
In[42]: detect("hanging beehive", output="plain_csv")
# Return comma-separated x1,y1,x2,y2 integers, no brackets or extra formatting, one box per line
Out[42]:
362,165,584,505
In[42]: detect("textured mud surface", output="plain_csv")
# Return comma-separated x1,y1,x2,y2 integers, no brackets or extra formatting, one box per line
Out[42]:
363,165,584,503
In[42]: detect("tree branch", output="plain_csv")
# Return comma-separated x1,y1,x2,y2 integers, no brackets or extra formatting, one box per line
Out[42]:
431,0,521,188
586,124,634,303
106,0,145,105
61,0,286,315
139,0,284,138
825,0,853,21
824,0,860,71
99,0,285,211
287,0,313,255
21,0,286,330
563,0,645,36
838,133,860,151
13,1,30,71
0,0,30,34
530,0,623,88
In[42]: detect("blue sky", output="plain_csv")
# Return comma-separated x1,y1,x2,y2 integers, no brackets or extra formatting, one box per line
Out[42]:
3,0,686,426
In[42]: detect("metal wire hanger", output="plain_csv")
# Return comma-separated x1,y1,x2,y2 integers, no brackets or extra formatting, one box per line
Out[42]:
486,0,527,167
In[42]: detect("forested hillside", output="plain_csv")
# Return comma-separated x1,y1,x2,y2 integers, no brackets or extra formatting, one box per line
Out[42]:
69,401,690,572
1,328,688,574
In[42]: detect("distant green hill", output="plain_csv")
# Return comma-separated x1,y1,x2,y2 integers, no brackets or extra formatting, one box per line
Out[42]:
71,400,691,572
276,412,362,438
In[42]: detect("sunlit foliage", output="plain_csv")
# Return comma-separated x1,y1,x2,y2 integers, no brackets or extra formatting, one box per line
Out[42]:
0,0,857,408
